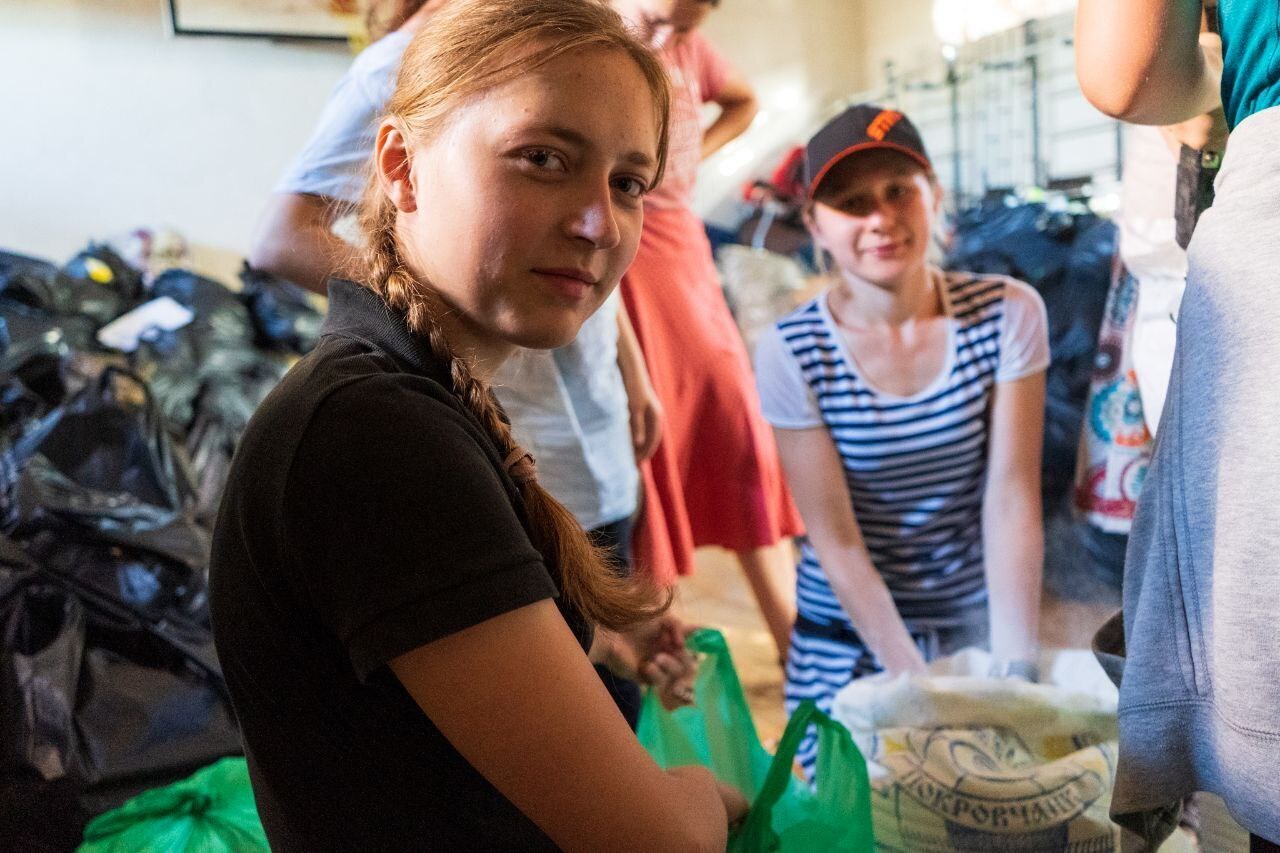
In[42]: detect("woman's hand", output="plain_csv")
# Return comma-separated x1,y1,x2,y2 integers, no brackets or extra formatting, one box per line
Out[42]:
628,378,665,463
1161,106,1229,155
601,614,701,710
615,305,665,462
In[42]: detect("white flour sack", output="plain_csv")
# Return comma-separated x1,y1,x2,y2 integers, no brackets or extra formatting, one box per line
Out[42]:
830,649,1192,852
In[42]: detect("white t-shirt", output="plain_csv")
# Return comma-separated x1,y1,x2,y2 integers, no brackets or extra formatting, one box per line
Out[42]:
277,31,412,204
755,274,1050,430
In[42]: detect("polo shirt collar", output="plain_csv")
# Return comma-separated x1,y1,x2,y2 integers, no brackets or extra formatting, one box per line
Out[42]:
322,279,446,381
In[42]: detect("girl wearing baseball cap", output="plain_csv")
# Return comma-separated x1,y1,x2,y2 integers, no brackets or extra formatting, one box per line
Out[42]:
754,105,1049,779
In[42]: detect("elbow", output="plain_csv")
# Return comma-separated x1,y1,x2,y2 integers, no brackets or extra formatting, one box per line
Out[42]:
1082,90,1141,123
1076,67,1146,122
246,235,286,280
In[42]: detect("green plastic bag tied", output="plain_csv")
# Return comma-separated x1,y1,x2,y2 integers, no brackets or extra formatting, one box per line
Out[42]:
78,757,268,853
638,628,875,852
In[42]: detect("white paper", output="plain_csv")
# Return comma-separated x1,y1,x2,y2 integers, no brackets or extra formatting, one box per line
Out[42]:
96,296,195,353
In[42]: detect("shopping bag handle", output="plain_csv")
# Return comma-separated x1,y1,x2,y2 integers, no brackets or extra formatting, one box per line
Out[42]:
732,700,875,852
733,699,819,849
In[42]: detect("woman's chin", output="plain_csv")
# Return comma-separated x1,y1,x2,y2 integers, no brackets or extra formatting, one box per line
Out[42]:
504,323,581,352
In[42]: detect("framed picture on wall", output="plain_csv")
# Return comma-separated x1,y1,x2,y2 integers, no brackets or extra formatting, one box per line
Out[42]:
168,0,361,41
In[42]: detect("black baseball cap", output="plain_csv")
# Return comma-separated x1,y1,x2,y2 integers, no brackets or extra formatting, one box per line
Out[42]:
804,104,932,199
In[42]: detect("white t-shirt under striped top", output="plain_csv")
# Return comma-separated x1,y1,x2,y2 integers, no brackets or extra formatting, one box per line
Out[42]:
755,271,1049,628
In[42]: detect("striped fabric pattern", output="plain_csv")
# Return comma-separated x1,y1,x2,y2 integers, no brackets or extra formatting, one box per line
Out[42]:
779,273,1007,628
778,273,1010,778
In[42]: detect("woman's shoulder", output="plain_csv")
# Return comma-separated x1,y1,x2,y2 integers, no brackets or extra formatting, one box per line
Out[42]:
244,336,480,481
942,270,1042,319
772,292,827,335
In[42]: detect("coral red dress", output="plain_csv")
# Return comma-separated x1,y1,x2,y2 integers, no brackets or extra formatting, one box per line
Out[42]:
623,31,802,585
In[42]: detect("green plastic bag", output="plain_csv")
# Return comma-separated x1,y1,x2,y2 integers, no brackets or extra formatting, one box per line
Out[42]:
78,757,268,853
638,629,874,852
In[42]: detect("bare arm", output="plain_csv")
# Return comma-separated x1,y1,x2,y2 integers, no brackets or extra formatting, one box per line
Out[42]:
701,71,758,160
1075,0,1218,124
615,303,664,462
981,372,1045,663
774,427,926,674
390,599,743,851
248,192,360,296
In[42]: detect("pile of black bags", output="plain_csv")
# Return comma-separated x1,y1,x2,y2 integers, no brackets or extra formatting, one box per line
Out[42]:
0,245,321,850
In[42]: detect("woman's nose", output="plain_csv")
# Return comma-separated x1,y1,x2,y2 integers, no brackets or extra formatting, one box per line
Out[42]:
566,183,621,249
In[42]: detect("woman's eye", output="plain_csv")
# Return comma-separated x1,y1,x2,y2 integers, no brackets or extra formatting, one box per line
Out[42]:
840,196,871,214
523,149,567,171
613,176,648,199
887,182,917,201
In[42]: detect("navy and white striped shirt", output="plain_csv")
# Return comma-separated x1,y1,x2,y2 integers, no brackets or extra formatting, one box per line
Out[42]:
755,272,1049,629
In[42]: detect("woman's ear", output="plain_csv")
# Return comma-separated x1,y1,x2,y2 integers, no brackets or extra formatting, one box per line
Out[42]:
375,120,418,214
802,202,828,252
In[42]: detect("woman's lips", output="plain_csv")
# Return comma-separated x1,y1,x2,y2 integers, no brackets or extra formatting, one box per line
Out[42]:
532,268,597,300
865,242,904,259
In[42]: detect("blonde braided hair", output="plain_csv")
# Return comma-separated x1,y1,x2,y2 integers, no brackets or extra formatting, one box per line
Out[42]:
355,0,673,629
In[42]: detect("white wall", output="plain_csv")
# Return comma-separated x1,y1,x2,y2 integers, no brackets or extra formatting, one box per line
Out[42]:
0,0,354,273
0,0,864,268
852,0,945,90
697,0,865,225
0,0,1115,267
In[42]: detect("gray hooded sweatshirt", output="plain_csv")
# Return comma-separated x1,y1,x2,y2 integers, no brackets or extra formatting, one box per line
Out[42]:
1104,104,1280,844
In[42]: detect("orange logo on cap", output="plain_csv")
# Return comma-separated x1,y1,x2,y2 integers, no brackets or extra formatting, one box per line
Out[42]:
867,110,902,141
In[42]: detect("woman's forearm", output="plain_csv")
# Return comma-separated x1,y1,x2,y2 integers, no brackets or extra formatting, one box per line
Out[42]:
701,99,757,160
814,539,926,675
981,487,1043,661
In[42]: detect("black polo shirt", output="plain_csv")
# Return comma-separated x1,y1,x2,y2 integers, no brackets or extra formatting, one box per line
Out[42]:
210,279,590,851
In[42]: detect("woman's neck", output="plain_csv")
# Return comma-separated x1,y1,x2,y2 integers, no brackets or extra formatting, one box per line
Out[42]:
430,308,514,384
830,264,941,330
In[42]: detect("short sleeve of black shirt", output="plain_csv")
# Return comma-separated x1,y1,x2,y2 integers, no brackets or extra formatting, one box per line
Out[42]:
284,373,557,681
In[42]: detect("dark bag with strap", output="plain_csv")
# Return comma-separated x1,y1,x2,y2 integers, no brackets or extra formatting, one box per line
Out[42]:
16,366,209,572
0,533,238,851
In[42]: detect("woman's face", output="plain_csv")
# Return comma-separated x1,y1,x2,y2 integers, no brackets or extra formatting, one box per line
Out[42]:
807,149,940,290
381,47,660,357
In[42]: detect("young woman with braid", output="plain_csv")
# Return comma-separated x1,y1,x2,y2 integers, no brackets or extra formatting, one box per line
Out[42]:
252,0,664,729
209,1,746,847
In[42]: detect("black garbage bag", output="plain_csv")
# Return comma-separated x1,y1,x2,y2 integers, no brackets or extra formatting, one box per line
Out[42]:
0,245,101,356
0,339,77,536
149,269,254,351
1036,219,1116,500
0,534,238,851
238,262,324,354
54,244,145,328
16,366,209,572
22,527,209,626
136,269,291,522
0,373,66,536
184,362,286,526
0,245,134,356
142,269,261,430
0,249,60,315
